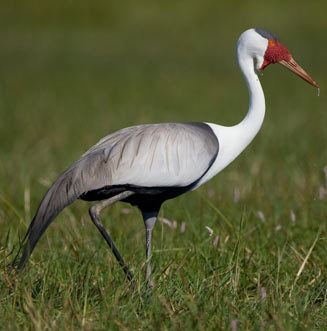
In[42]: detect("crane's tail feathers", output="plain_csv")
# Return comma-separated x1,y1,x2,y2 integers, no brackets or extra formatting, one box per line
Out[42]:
12,167,86,271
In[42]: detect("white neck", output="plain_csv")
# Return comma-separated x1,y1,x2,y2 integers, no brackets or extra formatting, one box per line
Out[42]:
195,47,266,188
235,53,265,147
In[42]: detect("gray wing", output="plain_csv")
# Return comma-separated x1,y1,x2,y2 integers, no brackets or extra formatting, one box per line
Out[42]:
71,122,218,192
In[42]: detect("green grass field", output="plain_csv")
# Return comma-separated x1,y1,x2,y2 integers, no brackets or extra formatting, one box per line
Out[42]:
0,1,326,330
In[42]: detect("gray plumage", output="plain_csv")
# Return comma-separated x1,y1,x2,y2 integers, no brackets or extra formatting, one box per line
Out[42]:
15,122,219,271
80,122,218,188
255,28,279,41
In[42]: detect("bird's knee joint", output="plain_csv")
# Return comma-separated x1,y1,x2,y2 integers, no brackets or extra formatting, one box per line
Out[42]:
89,205,100,219
145,217,156,231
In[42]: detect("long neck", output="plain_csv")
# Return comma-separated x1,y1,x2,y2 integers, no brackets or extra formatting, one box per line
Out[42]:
234,54,265,147
194,50,266,189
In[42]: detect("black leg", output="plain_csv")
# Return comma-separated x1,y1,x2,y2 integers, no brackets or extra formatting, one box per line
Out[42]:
88,191,134,281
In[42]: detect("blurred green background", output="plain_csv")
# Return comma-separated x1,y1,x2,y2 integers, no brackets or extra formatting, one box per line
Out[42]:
0,1,326,330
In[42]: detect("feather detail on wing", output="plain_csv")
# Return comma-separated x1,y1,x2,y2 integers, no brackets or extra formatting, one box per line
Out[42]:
75,122,219,190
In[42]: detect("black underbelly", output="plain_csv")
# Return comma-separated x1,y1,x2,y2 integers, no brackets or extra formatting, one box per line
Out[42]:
79,184,192,211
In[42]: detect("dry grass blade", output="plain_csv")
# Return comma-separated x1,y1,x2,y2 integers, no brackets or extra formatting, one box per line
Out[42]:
289,230,321,298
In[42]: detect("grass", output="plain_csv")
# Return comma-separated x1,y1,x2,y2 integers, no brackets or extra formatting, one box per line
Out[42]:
0,1,326,329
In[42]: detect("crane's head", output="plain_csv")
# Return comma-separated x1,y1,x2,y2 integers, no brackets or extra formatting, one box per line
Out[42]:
237,28,319,88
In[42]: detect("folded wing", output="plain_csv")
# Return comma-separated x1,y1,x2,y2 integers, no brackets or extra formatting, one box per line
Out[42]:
72,122,219,193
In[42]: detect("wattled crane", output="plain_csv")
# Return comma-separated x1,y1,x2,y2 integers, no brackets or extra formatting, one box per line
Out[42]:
13,28,318,289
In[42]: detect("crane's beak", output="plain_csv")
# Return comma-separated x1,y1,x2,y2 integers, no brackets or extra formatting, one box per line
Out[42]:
279,57,319,88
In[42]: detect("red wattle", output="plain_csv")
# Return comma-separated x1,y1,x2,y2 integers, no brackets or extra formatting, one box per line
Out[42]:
262,41,291,69
265,41,291,63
